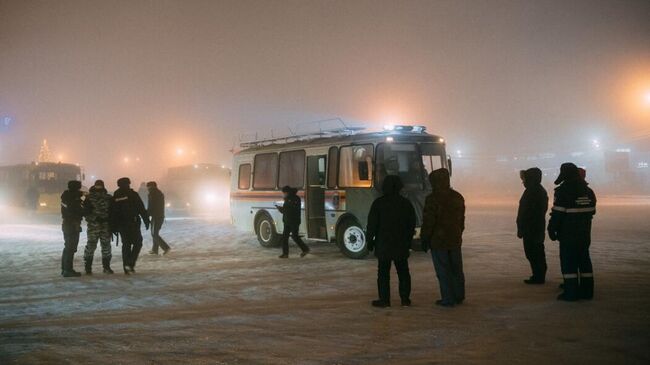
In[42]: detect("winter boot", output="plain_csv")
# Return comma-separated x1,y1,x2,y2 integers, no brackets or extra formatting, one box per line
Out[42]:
102,258,114,274
62,270,82,277
61,251,81,277
371,300,390,308
84,257,93,275
579,275,594,300
557,278,579,302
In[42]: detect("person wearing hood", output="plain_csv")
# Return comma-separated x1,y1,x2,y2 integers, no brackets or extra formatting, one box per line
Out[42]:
548,163,597,301
83,180,114,274
517,168,549,284
420,168,466,307
276,185,309,258
110,177,150,274
60,180,85,277
366,175,416,308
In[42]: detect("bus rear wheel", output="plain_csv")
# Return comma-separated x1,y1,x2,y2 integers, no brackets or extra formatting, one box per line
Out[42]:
256,213,280,247
337,220,369,259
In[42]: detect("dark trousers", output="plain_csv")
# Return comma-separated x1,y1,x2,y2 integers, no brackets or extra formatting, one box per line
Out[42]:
281,224,309,255
560,239,594,299
150,217,170,253
121,224,143,269
377,258,411,302
523,237,547,280
431,248,465,304
61,223,80,273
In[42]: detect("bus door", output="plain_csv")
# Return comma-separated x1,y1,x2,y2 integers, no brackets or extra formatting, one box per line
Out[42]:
306,155,327,240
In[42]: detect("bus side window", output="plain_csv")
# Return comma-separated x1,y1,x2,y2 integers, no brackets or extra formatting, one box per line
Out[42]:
339,145,373,188
238,164,252,190
253,153,278,190
278,150,306,189
327,146,338,188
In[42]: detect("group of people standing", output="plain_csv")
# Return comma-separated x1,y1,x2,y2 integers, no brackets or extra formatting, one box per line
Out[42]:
363,162,596,308
60,178,171,277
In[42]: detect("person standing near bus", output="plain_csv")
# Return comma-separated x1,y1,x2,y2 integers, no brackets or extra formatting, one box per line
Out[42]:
516,168,548,284
421,168,466,307
61,180,84,277
83,180,114,274
146,181,171,255
276,185,310,258
111,177,149,274
366,175,416,308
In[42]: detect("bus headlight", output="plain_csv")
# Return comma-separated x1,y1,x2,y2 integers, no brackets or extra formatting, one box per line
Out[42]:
39,202,47,207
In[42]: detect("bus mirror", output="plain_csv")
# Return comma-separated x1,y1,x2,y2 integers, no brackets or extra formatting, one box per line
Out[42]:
447,156,453,176
358,161,369,180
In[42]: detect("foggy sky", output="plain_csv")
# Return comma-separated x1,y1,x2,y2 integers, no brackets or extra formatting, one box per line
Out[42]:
1,0,649,183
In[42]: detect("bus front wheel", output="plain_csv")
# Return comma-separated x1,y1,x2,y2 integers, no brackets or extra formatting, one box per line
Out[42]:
337,220,369,259
255,213,280,248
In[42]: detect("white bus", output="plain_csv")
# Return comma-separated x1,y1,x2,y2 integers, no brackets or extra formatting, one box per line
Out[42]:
230,125,451,259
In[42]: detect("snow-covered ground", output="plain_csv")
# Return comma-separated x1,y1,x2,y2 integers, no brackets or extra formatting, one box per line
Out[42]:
0,198,649,364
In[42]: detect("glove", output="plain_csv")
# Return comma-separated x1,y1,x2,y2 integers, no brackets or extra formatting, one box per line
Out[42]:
421,238,430,253
548,231,558,241
517,231,523,239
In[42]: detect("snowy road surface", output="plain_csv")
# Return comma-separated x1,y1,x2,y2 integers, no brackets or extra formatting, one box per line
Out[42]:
0,200,649,364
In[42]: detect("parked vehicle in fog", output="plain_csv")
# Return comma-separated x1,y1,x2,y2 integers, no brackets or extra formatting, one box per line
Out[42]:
230,124,451,258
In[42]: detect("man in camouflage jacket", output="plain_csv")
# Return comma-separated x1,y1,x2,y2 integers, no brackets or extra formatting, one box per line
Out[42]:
83,180,114,274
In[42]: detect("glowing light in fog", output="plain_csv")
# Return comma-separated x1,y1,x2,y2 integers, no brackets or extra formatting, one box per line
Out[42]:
205,193,217,204
176,148,184,156
644,91,650,105
592,139,600,149
123,157,130,163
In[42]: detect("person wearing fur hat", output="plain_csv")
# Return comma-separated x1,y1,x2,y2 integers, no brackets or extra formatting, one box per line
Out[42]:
111,177,150,274
60,180,85,277
548,163,597,301
276,185,309,258
517,168,549,284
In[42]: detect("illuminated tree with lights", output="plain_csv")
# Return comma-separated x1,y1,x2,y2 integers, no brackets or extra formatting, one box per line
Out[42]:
37,139,52,163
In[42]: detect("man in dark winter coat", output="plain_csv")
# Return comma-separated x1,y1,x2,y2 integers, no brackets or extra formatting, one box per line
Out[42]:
277,185,309,258
83,180,114,274
61,180,84,277
110,177,150,274
366,175,417,308
548,163,597,301
517,168,549,284
146,181,171,255
421,168,466,307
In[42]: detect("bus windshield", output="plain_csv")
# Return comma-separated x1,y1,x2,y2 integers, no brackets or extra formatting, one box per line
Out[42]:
420,143,446,178
376,143,426,190
376,142,446,191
